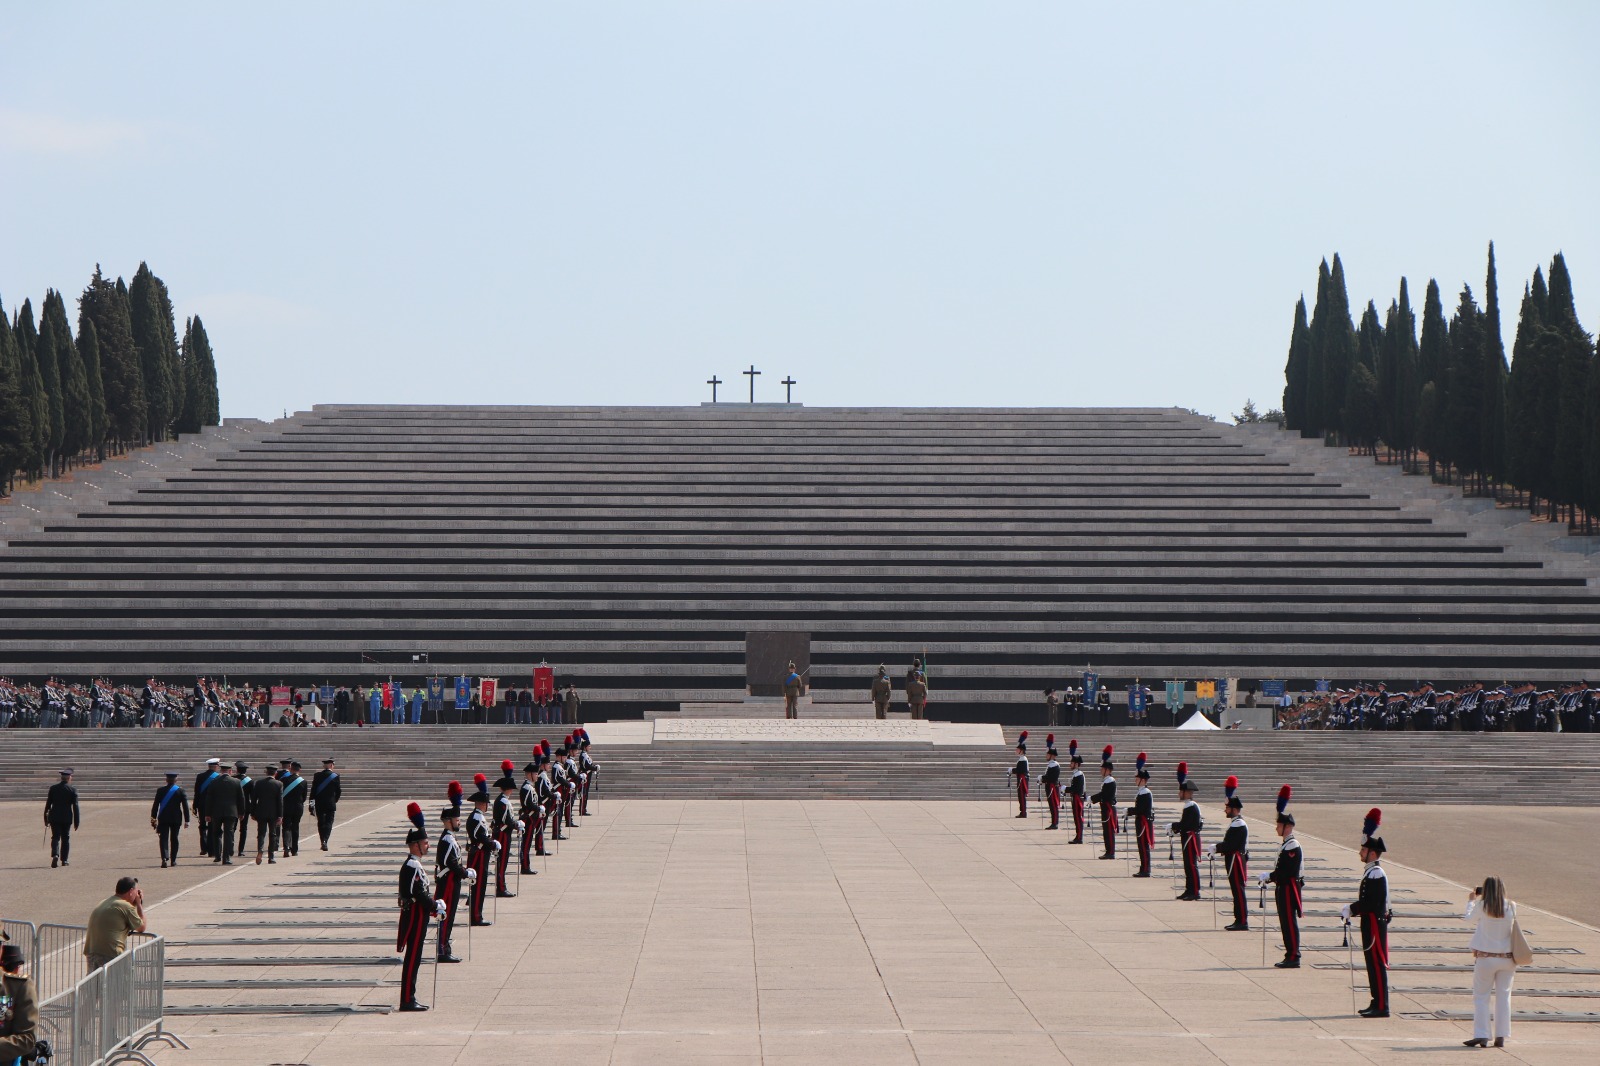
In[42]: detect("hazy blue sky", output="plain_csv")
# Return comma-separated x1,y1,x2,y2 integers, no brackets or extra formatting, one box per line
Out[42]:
3,3,1595,420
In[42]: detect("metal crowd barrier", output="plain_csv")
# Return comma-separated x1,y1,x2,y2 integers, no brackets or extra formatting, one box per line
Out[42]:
4,919,185,1066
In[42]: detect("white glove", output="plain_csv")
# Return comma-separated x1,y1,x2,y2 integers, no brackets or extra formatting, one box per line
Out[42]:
1257,872,1270,884
435,900,447,917
491,841,501,852
1340,904,1352,920
465,869,477,884
1210,844,1219,854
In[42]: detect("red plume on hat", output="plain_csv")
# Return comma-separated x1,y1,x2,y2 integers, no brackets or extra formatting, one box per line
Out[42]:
1224,775,1238,801
565,734,574,746
501,758,514,774
447,780,463,810
473,772,487,788
1068,739,1077,757
1018,730,1028,742
541,739,551,754
1135,752,1147,772
1045,733,1055,746
406,801,425,831
1100,744,1113,766
1276,784,1292,814
1176,760,1188,785
1363,808,1382,838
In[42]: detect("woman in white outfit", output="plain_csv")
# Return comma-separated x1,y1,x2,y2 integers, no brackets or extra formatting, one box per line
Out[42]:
1461,876,1517,1048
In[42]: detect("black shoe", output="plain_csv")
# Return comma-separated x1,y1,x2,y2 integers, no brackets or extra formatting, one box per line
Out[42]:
61,861,68,867
1046,824,1058,830
321,843,329,851
1015,813,1028,819
1069,837,1083,844
1132,871,1150,878
1177,892,1199,901
470,920,492,927
520,868,536,876
1358,1007,1389,1018
161,861,168,869
496,891,516,898
1099,853,1114,860
1274,957,1300,969
1224,921,1248,931
52,857,59,868
213,857,222,863
399,1000,429,1012
222,859,234,865
438,953,462,964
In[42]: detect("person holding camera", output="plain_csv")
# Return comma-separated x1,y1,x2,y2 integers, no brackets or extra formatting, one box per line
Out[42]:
0,933,39,1063
85,878,146,972
1462,877,1520,1048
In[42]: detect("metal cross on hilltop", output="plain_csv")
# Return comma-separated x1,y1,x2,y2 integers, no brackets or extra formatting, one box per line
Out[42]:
781,376,797,403
743,364,761,403
706,375,722,403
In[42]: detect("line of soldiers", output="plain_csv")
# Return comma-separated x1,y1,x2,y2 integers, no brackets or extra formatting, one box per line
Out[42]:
394,730,600,1012
868,662,929,719
1280,680,1600,732
1,676,270,729
141,756,343,867
1010,734,1394,1018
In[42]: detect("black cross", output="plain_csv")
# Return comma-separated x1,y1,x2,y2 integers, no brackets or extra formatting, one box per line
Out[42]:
781,376,797,403
743,364,761,402
706,375,722,403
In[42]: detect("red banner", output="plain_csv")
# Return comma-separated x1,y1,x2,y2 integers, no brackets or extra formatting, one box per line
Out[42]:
270,685,291,707
480,678,498,708
533,666,555,702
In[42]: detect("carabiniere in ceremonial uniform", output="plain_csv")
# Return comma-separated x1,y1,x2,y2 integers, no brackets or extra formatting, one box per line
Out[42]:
1342,809,1392,1018
1260,784,1303,967
1212,776,1249,930
397,803,443,1012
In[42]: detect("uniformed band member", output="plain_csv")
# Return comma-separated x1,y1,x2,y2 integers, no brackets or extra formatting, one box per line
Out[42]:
518,761,543,875
310,757,342,851
1213,776,1249,930
150,771,190,867
1040,736,1061,830
783,662,803,719
1009,732,1029,818
280,761,307,857
1126,753,1153,876
397,803,444,1012
45,768,81,868
194,758,221,857
252,765,284,864
1088,745,1117,858
1342,809,1391,1017
1170,766,1203,900
578,732,598,815
491,764,518,898
465,775,494,926
1259,784,1303,967
870,666,892,719
434,800,471,963
1067,740,1086,844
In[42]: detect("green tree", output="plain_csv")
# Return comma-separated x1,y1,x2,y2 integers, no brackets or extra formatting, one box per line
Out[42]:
1310,255,1357,441
18,299,62,477
1443,286,1486,481
1356,300,1383,372
1416,381,1440,475
128,263,180,444
1481,244,1509,483
1282,296,1310,433
13,302,48,481
1551,329,1593,516
80,268,146,450
78,316,107,461
1416,279,1448,475
1585,338,1600,530
1378,278,1418,458
41,290,91,472
0,296,29,494
1342,362,1381,454
177,315,221,431
1546,253,1577,327
1506,284,1550,501
1303,261,1331,436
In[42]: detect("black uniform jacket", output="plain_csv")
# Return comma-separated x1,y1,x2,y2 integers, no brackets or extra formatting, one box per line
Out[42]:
150,784,190,825
44,782,80,827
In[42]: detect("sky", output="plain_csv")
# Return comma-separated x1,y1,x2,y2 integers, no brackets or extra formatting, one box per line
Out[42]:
2,2,1596,421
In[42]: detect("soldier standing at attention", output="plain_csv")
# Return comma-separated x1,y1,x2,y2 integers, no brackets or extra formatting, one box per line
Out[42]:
1127,754,1153,877
1044,688,1060,728
578,732,599,815
518,762,542,875
1260,784,1303,967
870,666,892,719
562,741,582,829
150,771,189,868
1170,768,1203,900
1342,809,1392,1018
280,761,307,857
563,683,582,726
251,765,284,864
1088,746,1117,859
905,668,928,721
232,762,255,863
45,768,81,868
1039,736,1061,829
783,663,803,719
434,802,471,963
1009,732,1030,818
194,758,222,859
465,775,495,927
1213,777,1249,930
310,757,342,851
491,764,518,898
397,804,442,1012
1066,740,1086,844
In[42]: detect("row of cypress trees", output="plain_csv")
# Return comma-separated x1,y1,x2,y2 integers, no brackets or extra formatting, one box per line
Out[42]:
0,264,220,496
1282,245,1599,525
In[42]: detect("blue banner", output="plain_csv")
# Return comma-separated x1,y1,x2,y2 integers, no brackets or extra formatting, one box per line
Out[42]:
454,676,472,710
1127,685,1147,714
1081,671,1099,704
390,680,405,706
319,684,334,704
1216,678,1230,712
1165,681,1185,710
1259,679,1286,699
1314,679,1331,694
427,676,445,707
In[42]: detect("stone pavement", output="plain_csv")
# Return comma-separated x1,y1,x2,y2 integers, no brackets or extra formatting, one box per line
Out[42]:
119,800,1598,1066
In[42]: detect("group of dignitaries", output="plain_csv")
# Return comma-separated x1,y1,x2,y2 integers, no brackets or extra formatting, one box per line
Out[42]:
394,731,600,1012
145,756,343,867
1011,733,1395,1019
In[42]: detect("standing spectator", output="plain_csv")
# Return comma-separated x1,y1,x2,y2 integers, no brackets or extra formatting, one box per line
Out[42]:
0,934,38,1061
1044,688,1060,728
518,688,534,726
1463,876,1520,1048
44,768,81,868
85,877,146,971
564,684,582,726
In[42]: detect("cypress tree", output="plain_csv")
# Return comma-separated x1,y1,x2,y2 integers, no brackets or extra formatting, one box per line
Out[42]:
1551,330,1593,517
1443,285,1485,481
1416,280,1449,474
0,296,28,494
1546,253,1577,327
128,263,179,444
1530,265,1548,320
1378,279,1419,459
18,300,63,478
1303,261,1331,436
1343,362,1381,454
78,317,107,461
1585,338,1600,530
1282,297,1310,433
181,315,221,430
1356,300,1383,372
1311,255,1357,441
1416,382,1439,476
42,290,91,471
1506,283,1550,501
13,303,47,482
80,268,146,451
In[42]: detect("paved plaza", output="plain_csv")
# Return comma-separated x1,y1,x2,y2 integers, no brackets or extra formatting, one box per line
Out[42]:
7,798,1585,1066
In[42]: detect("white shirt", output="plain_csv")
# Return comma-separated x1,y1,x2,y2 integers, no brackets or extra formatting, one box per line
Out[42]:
1465,898,1517,953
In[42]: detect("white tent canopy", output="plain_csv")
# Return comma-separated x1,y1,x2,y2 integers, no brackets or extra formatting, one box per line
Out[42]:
1176,710,1221,730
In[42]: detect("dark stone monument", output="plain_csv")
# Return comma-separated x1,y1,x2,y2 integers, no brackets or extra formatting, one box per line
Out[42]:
746,631,809,696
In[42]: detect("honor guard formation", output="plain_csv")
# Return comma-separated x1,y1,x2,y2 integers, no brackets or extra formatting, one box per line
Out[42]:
1015,737,1395,1018
393,730,598,1012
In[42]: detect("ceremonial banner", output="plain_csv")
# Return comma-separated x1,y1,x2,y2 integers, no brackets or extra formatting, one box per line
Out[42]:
480,677,498,709
1217,678,1230,712
1195,680,1216,700
1314,679,1331,694
318,684,334,704
454,676,471,710
1165,681,1185,710
380,683,393,711
270,685,291,707
1127,684,1147,715
427,676,445,708
533,666,555,702
1082,671,1099,704
1259,680,1286,700
389,680,405,707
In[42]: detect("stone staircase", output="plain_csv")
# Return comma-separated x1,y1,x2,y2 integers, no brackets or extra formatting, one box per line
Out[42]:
4,728,1596,806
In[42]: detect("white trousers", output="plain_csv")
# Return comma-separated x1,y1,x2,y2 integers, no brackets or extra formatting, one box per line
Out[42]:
1472,955,1516,1039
